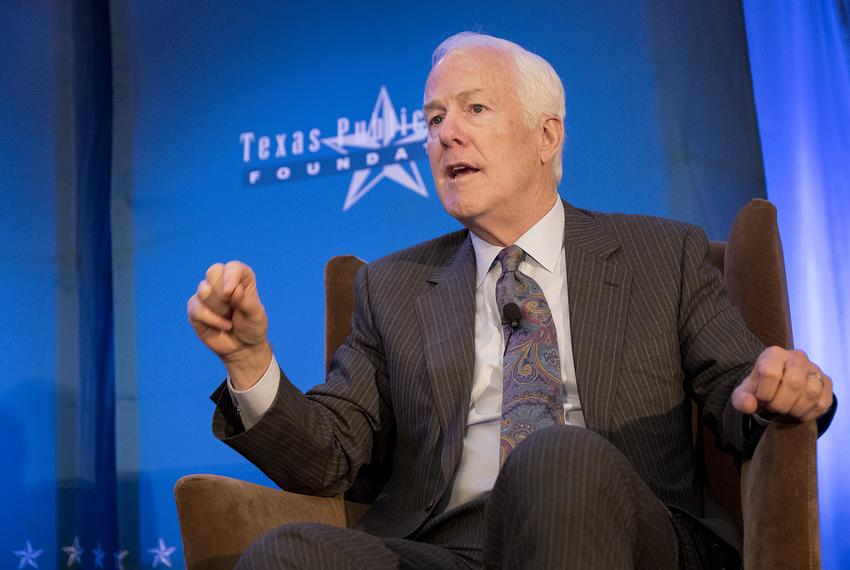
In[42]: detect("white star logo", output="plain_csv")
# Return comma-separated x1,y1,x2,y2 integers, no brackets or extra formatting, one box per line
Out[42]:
13,541,43,569
147,538,176,568
62,537,84,567
113,549,128,570
322,86,429,211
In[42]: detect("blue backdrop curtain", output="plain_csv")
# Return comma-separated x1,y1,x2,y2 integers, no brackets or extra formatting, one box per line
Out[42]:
743,1,850,568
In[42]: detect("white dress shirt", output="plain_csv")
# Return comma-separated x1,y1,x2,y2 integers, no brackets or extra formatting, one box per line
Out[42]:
446,198,584,508
228,199,586,510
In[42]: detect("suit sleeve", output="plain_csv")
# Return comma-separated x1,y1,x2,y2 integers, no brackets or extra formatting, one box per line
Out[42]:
677,225,766,459
210,263,394,496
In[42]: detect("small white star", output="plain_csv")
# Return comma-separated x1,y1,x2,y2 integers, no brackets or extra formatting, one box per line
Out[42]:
92,542,106,568
112,549,128,570
147,538,176,568
62,537,84,567
13,541,43,569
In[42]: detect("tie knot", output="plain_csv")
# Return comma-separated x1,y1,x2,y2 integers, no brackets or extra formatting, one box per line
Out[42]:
496,245,525,274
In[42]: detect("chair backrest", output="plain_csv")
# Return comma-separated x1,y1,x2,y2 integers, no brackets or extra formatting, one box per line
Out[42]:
707,200,820,570
701,198,795,530
324,255,366,374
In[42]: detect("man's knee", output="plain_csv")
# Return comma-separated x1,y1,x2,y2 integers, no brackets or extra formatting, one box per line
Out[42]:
487,426,678,568
500,425,630,493
236,523,325,570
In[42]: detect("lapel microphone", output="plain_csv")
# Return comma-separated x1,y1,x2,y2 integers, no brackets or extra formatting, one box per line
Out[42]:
501,302,522,329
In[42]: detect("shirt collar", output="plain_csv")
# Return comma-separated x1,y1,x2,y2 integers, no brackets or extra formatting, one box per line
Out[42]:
469,198,565,288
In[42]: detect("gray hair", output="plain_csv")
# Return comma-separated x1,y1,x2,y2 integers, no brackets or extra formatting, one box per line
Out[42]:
431,32,566,183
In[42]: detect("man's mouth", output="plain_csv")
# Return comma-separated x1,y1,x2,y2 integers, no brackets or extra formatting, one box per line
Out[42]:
446,163,480,180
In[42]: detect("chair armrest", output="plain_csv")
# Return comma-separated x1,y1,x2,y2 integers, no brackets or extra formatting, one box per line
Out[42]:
175,474,347,570
741,421,820,570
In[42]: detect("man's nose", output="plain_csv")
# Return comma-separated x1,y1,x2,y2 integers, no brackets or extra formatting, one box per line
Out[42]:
438,113,466,148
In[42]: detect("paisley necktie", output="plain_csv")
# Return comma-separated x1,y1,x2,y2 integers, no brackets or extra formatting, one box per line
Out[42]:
496,245,565,465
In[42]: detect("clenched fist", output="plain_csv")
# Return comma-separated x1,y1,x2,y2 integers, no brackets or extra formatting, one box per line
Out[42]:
731,346,833,423
187,260,272,389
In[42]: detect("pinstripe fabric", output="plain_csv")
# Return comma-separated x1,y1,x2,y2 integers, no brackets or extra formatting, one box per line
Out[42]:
485,425,679,569
235,496,488,569
236,524,399,570
211,200,764,564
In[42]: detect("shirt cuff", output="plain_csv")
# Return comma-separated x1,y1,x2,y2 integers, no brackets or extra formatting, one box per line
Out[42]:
227,355,280,430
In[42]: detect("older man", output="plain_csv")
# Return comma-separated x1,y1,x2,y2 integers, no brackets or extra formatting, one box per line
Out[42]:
188,33,834,569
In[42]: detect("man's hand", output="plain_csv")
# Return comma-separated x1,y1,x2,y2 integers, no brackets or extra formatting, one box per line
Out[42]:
187,261,272,389
731,346,833,422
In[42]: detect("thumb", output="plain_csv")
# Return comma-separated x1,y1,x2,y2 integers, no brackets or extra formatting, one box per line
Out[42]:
731,374,758,414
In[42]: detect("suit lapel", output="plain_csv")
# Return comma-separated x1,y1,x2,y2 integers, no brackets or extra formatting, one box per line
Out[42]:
562,202,632,434
414,235,476,481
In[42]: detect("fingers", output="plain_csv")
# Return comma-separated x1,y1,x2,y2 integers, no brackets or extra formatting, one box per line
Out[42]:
187,293,232,332
196,261,260,315
187,260,269,352
794,370,833,422
199,264,232,317
742,346,834,422
229,279,264,320
730,374,758,414
811,373,834,421
218,260,255,298
787,368,823,417
216,261,265,316
752,346,786,403
187,260,257,330
763,350,808,414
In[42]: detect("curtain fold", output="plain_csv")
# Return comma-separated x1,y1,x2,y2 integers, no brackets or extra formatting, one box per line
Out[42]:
743,1,850,568
55,0,120,559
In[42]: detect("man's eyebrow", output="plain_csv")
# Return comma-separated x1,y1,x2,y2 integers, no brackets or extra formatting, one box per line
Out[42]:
423,89,487,113
423,100,444,114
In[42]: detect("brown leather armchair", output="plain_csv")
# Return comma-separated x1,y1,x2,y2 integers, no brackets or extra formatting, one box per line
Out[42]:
175,199,821,569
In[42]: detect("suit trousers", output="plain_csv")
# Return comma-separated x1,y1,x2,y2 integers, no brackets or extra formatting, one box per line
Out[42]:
235,426,735,569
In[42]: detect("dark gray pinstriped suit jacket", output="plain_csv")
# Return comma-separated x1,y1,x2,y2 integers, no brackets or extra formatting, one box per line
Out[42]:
212,200,765,553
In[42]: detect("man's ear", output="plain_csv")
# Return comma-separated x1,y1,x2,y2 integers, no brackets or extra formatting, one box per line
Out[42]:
538,116,564,166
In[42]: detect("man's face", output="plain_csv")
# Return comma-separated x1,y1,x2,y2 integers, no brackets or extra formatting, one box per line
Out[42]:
423,48,545,234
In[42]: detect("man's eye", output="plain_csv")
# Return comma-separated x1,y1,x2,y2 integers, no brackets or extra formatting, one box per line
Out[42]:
429,115,443,126
471,104,485,113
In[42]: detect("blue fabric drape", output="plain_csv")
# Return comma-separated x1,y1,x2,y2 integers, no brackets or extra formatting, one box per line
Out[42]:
743,1,850,568
57,0,120,557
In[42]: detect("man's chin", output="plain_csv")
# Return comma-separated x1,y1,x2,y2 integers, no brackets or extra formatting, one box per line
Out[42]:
447,208,495,240
439,199,483,223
